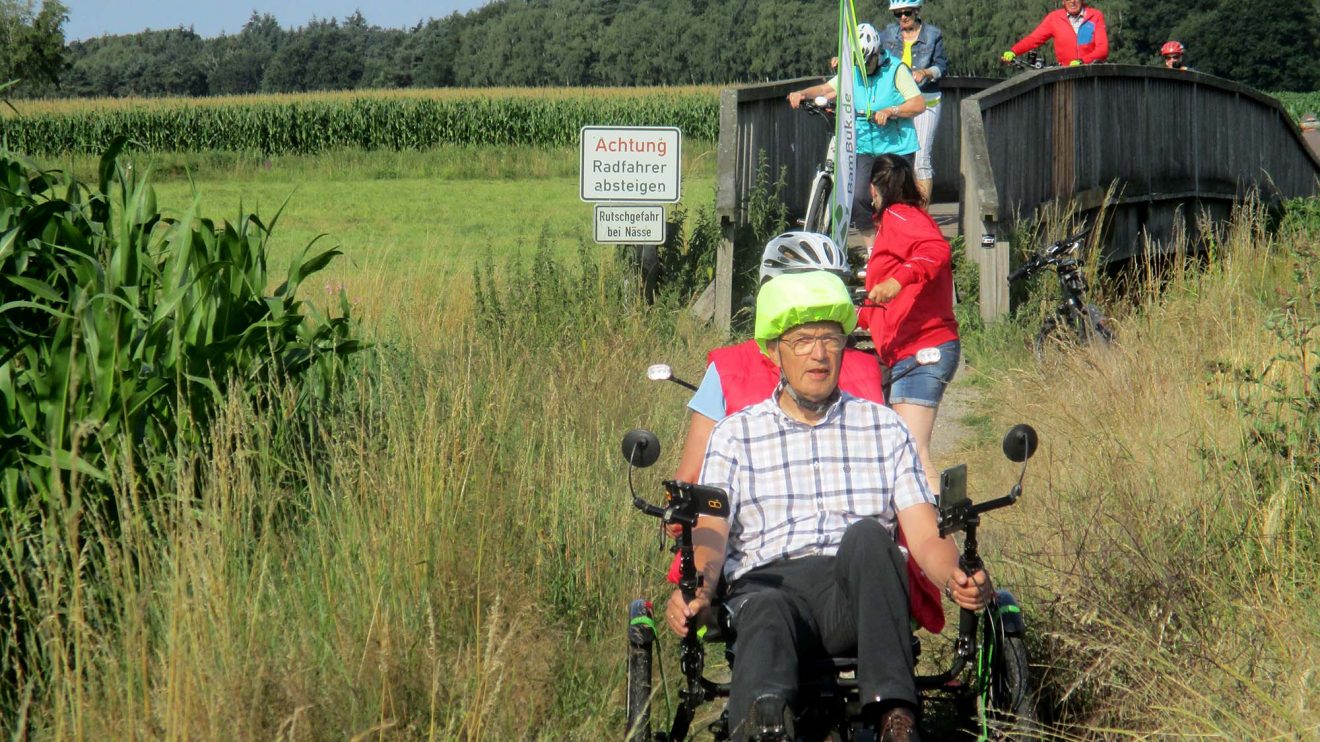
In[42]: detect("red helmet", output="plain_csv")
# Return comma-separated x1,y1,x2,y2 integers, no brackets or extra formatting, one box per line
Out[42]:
1160,41,1185,57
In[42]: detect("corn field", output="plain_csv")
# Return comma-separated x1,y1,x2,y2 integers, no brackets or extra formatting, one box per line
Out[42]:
0,89,719,156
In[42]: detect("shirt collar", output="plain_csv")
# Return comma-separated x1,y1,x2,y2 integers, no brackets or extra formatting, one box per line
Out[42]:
766,381,850,427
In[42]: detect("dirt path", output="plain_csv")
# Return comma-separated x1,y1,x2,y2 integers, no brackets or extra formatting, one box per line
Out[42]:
930,357,978,464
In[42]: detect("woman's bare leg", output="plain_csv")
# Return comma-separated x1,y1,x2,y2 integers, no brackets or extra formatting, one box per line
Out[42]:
891,402,940,494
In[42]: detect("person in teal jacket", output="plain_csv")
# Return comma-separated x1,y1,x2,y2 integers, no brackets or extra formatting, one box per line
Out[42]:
788,22,926,242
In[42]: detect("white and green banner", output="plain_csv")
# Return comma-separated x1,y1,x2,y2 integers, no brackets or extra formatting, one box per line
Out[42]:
831,0,864,250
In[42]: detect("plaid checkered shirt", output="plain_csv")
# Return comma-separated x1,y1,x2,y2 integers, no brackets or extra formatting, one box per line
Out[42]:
699,387,935,583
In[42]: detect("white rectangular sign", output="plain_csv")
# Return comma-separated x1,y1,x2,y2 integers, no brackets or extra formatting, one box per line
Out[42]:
580,126,681,203
594,205,666,244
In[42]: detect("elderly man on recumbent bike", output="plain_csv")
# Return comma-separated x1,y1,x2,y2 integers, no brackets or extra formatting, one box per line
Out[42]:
663,271,993,742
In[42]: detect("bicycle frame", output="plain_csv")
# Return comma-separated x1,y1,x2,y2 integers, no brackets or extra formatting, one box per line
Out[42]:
1008,228,1112,354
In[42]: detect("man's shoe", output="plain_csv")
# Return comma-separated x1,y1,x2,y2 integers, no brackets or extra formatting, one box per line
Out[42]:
875,705,920,742
745,693,794,741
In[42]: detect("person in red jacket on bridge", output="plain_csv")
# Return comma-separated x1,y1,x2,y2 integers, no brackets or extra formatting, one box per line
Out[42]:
666,231,947,635
1001,0,1109,67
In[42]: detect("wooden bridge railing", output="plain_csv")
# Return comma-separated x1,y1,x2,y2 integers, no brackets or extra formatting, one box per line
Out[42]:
712,76,995,330
962,64,1320,320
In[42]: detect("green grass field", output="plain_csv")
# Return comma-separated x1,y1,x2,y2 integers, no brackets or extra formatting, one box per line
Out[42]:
7,137,1319,739
71,145,719,338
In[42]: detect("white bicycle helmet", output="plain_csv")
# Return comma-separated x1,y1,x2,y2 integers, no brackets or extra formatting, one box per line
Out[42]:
889,0,923,9
857,23,881,59
759,232,851,284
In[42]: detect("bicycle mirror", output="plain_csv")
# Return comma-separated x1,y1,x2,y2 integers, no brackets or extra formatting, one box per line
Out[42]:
646,364,673,382
1002,424,1039,463
621,429,661,468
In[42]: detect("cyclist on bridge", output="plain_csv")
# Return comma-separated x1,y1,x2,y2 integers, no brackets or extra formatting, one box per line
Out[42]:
879,0,948,202
1001,0,1109,67
787,23,926,244
664,271,993,742
1160,40,1191,70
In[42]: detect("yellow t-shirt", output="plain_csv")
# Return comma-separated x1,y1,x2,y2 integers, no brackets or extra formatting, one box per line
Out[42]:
903,39,941,108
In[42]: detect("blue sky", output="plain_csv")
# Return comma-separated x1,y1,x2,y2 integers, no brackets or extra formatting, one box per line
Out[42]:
63,1,491,41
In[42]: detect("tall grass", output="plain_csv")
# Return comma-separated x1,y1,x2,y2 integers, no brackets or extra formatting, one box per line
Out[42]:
5,233,724,739
957,198,1320,737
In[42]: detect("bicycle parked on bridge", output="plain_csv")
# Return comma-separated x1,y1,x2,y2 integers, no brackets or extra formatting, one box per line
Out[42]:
1009,226,1114,359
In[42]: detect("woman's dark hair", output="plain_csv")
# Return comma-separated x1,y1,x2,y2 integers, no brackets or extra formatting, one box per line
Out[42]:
869,154,924,211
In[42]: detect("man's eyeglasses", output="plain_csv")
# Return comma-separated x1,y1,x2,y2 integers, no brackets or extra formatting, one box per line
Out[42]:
893,9,916,17
780,333,847,356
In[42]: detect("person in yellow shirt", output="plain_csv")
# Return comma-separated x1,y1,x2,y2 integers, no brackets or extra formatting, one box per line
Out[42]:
879,0,947,202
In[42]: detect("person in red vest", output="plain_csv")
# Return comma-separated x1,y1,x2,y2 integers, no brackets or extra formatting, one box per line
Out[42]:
1001,0,1109,67
667,231,946,635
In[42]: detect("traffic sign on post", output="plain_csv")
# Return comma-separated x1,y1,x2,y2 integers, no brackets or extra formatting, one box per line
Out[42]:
594,205,665,244
580,126,681,203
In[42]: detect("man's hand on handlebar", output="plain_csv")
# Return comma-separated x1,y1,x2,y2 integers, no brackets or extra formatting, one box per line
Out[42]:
665,589,711,637
787,91,806,109
945,567,994,611
1001,50,1016,65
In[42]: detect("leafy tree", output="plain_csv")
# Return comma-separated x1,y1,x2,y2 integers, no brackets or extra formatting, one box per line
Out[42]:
0,0,67,95
1181,0,1320,91
263,18,365,92
207,12,284,95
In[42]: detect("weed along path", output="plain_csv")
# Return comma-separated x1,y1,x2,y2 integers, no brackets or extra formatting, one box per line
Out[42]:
930,359,978,467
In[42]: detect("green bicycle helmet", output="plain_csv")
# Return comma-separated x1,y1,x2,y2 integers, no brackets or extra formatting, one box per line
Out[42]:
755,272,858,354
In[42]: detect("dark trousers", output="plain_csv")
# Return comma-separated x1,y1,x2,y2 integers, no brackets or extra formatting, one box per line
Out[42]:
724,519,915,739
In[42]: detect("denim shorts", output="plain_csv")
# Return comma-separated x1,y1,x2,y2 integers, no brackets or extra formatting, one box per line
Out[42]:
887,340,960,408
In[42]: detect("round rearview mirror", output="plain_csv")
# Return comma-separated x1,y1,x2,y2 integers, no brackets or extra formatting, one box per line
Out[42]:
915,347,942,366
621,429,661,468
1002,424,1039,463
814,95,829,107
646,364,673,382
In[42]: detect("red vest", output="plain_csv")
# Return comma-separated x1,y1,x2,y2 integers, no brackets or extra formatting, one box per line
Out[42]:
697,339,946,634
707,339,885,412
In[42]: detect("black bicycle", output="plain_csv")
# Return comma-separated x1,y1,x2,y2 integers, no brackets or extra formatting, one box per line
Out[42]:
1004,50,1047,73
621,423,1042,741
1009,227,1114,359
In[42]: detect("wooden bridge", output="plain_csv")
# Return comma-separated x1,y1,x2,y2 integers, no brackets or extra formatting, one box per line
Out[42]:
711,66,1320,327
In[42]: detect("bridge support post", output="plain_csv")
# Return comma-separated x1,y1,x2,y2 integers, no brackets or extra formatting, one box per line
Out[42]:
960,98,1011,321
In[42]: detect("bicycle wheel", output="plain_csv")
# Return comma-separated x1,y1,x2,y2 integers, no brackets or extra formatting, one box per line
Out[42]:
803,173,833,235
626,599,656,741
1031,316,1059,361
1078,304,1114,346
981,635,1040,739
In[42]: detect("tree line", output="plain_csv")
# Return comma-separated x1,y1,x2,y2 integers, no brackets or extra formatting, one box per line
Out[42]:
4,0,1319,98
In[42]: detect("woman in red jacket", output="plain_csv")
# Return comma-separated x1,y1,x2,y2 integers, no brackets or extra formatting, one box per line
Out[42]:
859,154,960,495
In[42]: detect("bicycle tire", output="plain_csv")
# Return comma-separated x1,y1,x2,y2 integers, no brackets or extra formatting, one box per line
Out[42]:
626,601,656,741
981,635,1040,739
1078,304,1114,345
1031,316,1059,361
803,174,833,235
1035,304,1112,360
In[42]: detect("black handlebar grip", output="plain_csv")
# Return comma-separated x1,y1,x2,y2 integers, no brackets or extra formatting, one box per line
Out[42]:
1007,264,1029,283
